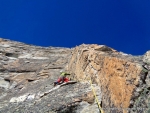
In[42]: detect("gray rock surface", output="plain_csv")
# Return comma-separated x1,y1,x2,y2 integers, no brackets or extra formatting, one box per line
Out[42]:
0,38,150,113
0,38,101,113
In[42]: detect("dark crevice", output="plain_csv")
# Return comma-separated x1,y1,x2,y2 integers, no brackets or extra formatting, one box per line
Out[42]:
147,87,150,91
129,104,133,108
27,79,35,82
7,70,36,73
142,71,148,84
140,65,149,84
146,91,149,94
5,53,18,58
4,78,10,83
48,67,64,69
146,87,150,94
0,69,5,72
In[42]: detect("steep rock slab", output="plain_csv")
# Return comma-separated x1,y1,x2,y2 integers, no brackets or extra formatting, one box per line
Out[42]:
1,38,149,113
68,44,147,113
0,38,102,113
0,82,100,113
0,38,73,112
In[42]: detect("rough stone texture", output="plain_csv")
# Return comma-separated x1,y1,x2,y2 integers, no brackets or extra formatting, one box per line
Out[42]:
0,38,102,113
0,38,150,113
143,51,150,63
68,44,149,113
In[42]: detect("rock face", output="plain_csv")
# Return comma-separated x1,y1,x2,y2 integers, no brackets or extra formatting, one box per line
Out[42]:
0,38,150,113
68,44,150,113
0,38,101,113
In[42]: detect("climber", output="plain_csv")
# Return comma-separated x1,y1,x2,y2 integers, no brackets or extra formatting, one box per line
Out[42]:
54,70,70,86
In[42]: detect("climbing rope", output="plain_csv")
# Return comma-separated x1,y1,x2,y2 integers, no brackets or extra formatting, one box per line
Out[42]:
89,79,104,113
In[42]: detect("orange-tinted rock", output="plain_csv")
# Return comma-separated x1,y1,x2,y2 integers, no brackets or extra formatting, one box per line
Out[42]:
68,44,144,113
0,38,149,113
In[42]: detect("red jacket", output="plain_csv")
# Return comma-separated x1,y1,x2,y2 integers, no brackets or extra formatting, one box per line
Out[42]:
57,77,69,83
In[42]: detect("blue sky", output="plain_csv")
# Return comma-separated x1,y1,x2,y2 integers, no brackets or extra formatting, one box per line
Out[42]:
0,0,150,55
